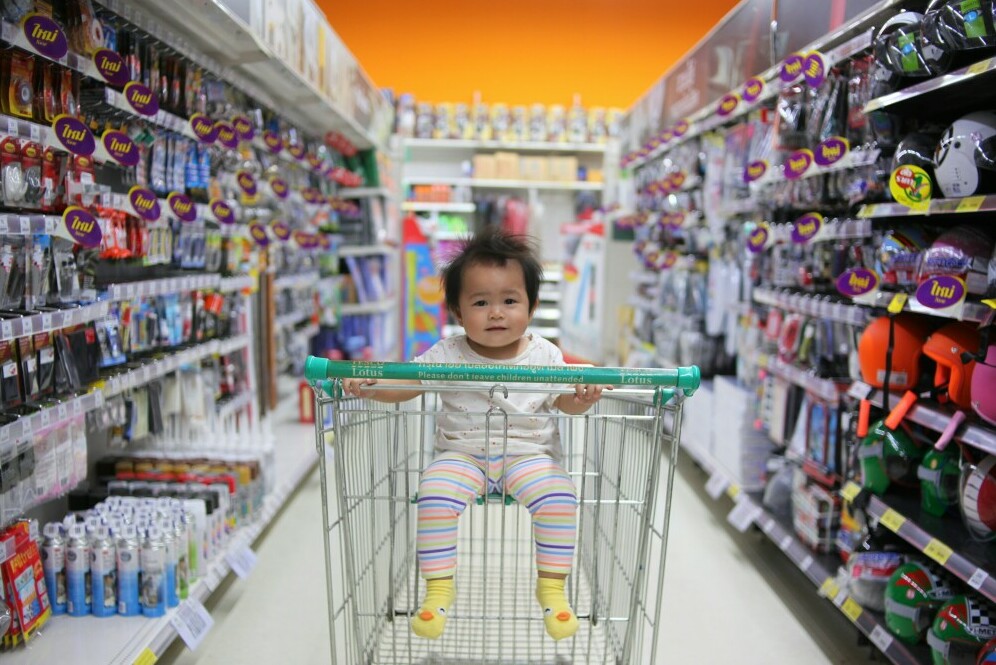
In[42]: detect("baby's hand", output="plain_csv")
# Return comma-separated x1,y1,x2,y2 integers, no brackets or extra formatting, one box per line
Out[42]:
343,378,377,397
571,384,612,406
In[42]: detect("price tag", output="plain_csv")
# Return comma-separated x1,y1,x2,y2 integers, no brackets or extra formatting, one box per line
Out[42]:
1,321,12,339
779,535,793,552
226,545,258,579
169,598,214,651
924,538,953,566
0,536,16,564
820,577,840,600
879,508,906,533
0,217,7,234
726,484,741,500
968,568,989,591
840,481,861,503
887,293,908,315
57,404,67,421
841,597,863,623
705,471,730,500
133,647,158,665
726,499,762,533
6,118,17,136
968,59,993,75
143,366,153,383
73,398,82,416
39,409,50,427
869,624,895,653
956,195,986,213
99,302,109,318
41,313,52,331
0,426,8,444
21,317,32,336
29,125,40,142
761,519,777,536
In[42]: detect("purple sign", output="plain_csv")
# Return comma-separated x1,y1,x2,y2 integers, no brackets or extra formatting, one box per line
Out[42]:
784,149,814,180
209,199,236,225
287,143,306,160
791,213,824,244
672,120,690,138
780,53,805,82
660,128,674,144
263,131,283,153
270,177,289,200
62,207,101,247
232,116,254,141
102,130,140,167
271,221,292,242
318,234,331,250
742,77,765,103
52,115,95,156
716,93,739,117
744,160,768,183
123,81,158,117
93,48,129,87
815,136,849,167
836,268,879,298
248,222,270,247
916,276,966,310
804,51,827,88
24,14,68,60
167,192,197,223
746,225,770,254
128,186,161,221
215,122,238,149
189,113,217,144
293,230,317,249
236,171,257,196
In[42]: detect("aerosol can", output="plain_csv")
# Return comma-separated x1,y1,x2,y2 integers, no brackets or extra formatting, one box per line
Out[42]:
90,525,117,617
41,523,66,614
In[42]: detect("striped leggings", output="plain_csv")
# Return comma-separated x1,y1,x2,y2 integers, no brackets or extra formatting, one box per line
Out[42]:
417,452,578,579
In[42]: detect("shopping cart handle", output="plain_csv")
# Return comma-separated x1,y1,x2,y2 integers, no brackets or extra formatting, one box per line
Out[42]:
304,356,700,396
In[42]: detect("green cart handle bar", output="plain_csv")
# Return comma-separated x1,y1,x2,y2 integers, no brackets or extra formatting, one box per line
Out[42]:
304,356,699,396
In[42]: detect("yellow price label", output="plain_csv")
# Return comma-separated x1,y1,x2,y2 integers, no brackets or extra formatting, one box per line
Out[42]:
820,577,840,599
841,597,863,623
956,195,986,213
727,484,742,500
982,299,996,310
879,508,907,533
887,293,908,315
924,538,954,566
840,482,861,503
968,59,993,75
133,648,158,665
857,205,876,219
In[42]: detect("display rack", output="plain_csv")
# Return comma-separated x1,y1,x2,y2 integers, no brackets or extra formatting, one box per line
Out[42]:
401,202,476,213
404,176,603,192
403,138,608,153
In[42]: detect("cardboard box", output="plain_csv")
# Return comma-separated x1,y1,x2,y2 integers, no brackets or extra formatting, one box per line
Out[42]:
548,156,578,182
519,156,548,181
494,152,520,180
473,155,497,180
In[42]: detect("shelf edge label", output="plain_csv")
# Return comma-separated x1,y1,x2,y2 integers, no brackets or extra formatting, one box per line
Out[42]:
236,170,257,197
215,122,238,149
744,159,768,183
287,142,306,160
836,267,880,302
269,177,289,200
916,275,967,316
815,136,849,167
232,116,254,141
167,192,197,223
742,76,765,103
23,13,68,61
93,48,129,87
673,119,690,138
189,113,217,144
263,131,282,153
784,149,814,180
209,199,236,225
804,51,827,88
271,220,291,242
61,206,102,247
746,223,772,253
128,186,161,221
124,81,158,117
52,114,95,156
101,129,140,167
717,93,740,117
248,221,269,247
780,52,805,82
791,212,825,244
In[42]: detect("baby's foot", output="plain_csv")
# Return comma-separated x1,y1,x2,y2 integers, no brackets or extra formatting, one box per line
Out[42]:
536,577,578,640
411,578,455,639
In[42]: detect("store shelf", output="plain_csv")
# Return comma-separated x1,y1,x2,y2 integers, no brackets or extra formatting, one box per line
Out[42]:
337,244,395,257
216,391,256,421
337,187,393,199
752,288,871,327
339,297,397,315
106,274,221,301
275,311,312,331
630,271,659,287
864,55,996,115
840,482,996,605
274,271,321,291
405,176,602,191
219,275,255,292
101,88,196,139
850,380,996,457
769,218,873,244
763,357,848,405
858,195,996,219
401,201,476,213
0,392,102,450
0,212,62,235
402,138,608,153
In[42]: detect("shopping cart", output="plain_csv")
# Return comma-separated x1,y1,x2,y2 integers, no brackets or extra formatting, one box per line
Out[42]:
303,358,700,665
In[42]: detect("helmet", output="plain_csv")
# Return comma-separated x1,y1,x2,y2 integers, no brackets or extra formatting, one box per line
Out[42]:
874,11,952,78
971,345,996,426
859,419,925,494
923,0,996,51
918,225,995,295
858,314,936,390
978,637,996,664
847,551,904,611
960,455,996,541
885,561,954,644
935,112,996,198
877,226,932,287
929,595,996,664
922,322,981,409
919,447,963,516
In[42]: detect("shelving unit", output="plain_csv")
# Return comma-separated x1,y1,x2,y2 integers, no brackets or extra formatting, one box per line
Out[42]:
403,138,608,153
401,202,476,213
404,176,603,191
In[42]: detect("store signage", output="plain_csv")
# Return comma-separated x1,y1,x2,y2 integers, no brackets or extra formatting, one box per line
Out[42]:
916,276,967,315
236,171,257,196
215,122,238,149
189,113,217,144
52,115,95,156
209,199,236,225
302,188,321,204
61,206,101,248
287,143,306,160
248,222,269,247
791,213,824,244
744,160,768,183
307,153,323,171
742,77,765,103
123,81,158,116
167,192,197,222
263,131,283,153
780,52,805,82
293,230,319,249
271,221,292,242
128,186,161,221
23,14,68,61
648,136,661,150
660,128,674,144
836,267,880,300
269,177,289,200
746,223,772,253
815,136,849,167
784,149,814,180
890,165,932,209
669,212,687,228
93,48,129,87
670,171,687,190
232,116,254,141
804,51,827,88
673,120,690,138
318,234,331,250
101,130,140,167
660,251,679,270
717,93,739,117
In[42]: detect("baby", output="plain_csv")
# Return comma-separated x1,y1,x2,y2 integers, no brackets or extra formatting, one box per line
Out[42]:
344,228,609,641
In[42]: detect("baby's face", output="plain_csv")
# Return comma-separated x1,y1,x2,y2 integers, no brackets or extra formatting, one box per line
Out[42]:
454,261,533,359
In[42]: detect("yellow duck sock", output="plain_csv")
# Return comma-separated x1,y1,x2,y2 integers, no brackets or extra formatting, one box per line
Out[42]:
411,578,455,639
536,577,578,641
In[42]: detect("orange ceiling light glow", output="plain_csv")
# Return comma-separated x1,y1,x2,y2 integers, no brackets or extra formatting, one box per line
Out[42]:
318,0,741,108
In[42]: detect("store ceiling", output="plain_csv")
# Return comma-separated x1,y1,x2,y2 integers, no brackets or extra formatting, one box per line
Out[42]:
317,0,742,108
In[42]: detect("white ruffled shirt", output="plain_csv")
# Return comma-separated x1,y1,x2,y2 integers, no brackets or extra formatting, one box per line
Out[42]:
413,334,565,460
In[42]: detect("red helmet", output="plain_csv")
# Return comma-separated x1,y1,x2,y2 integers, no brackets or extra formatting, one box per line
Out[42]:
922,321,981,409
858,314,937,390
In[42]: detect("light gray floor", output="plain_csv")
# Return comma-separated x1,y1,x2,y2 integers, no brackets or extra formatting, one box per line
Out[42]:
159,440,873,665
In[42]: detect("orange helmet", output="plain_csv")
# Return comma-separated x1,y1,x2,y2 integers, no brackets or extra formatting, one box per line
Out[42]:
922,321,980,409
858,314,936,390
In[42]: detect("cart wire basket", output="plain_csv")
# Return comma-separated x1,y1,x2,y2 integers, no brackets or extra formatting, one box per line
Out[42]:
304,357,700,665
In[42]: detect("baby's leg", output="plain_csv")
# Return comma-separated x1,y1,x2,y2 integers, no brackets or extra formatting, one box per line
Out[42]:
413,452,486,639
504,455,579,640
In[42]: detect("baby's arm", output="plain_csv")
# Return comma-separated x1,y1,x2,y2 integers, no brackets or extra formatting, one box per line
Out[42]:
554,385,612,414
342,378,425,403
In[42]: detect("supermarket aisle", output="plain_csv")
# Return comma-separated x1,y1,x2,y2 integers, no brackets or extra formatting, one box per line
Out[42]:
161,450,872,665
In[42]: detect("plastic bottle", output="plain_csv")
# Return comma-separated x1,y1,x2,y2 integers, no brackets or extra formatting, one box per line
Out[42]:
90,525,117,617
66,524,91,616
116,525,141,616
41,523,66,614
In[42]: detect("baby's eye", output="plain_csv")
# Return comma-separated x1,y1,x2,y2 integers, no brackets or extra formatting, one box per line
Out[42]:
473,300,487,307
505,298,518,305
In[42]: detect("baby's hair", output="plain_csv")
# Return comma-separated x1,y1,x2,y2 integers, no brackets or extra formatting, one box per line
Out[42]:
441,227,543,313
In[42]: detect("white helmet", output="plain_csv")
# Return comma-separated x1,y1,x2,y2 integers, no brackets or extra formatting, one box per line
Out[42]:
935,111,996,198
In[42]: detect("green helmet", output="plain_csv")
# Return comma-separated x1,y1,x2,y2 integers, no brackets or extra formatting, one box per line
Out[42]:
918,447,961,517
885,561,954,645
859,419,924,495
928,595,996,665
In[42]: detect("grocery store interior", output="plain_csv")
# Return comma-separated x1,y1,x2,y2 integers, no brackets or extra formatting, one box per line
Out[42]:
1,1,996,664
